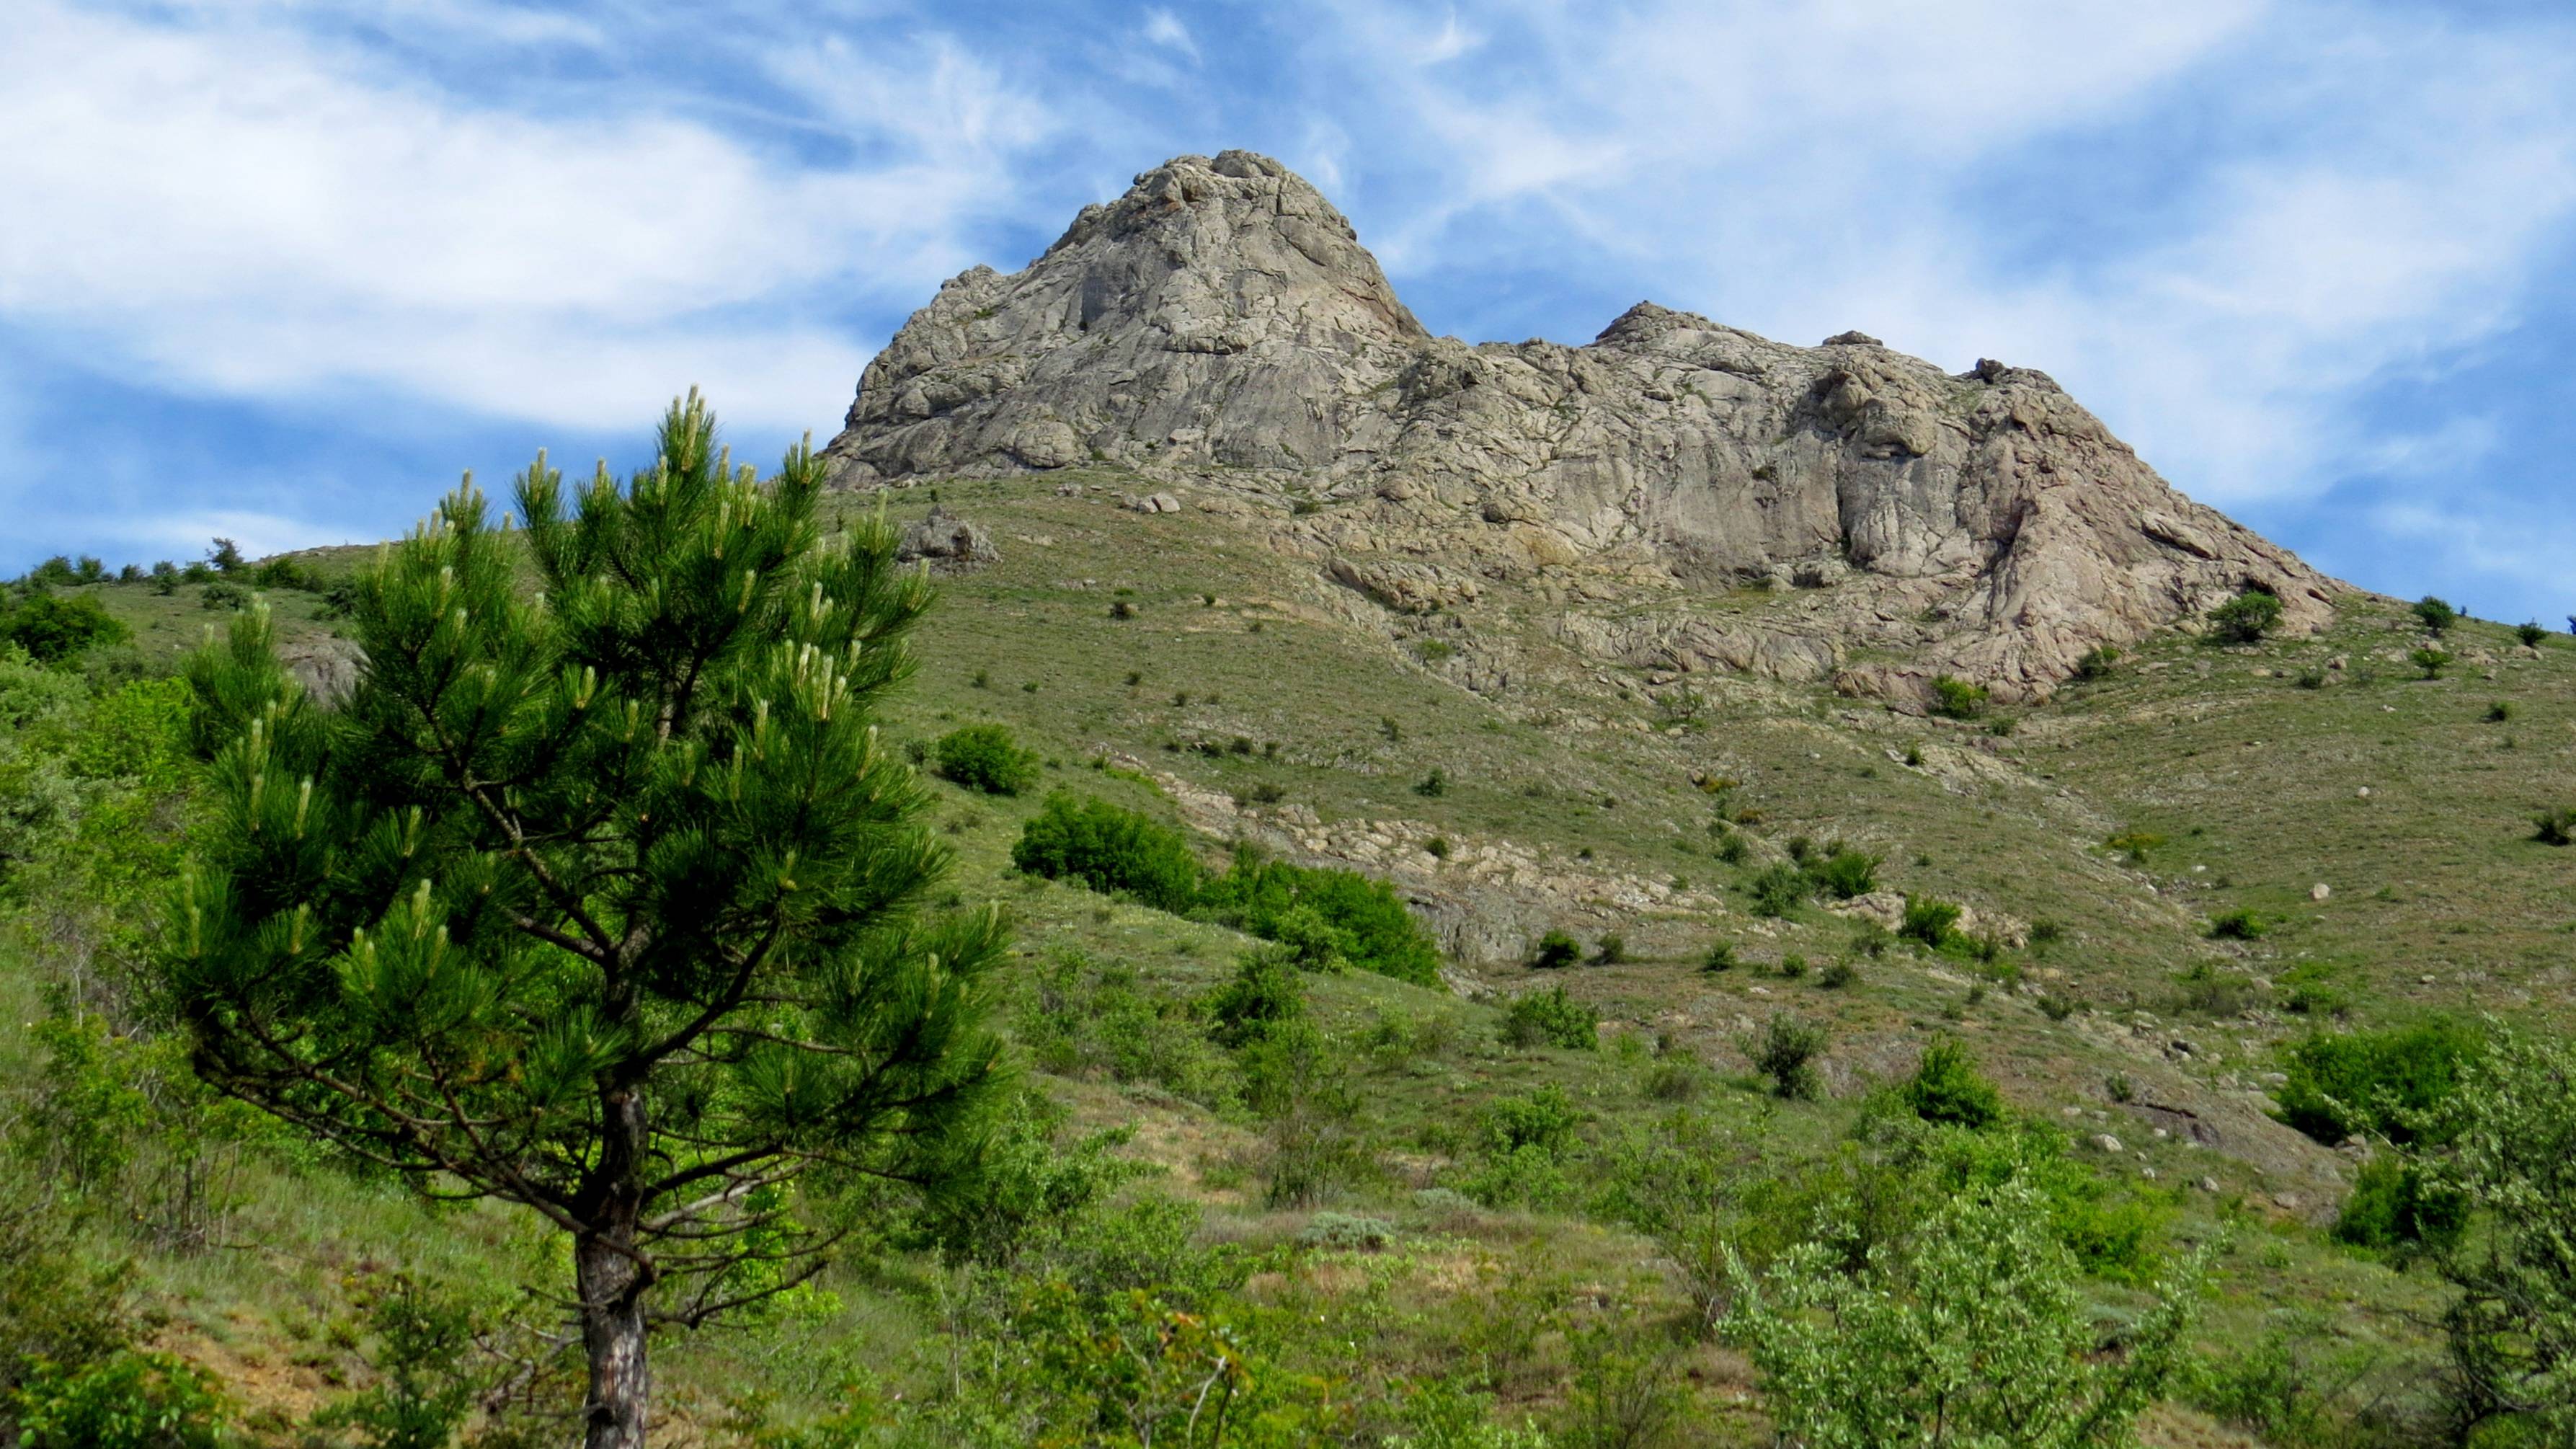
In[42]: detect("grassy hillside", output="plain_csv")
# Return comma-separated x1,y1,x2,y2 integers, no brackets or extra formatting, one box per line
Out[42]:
4,470,2567,1445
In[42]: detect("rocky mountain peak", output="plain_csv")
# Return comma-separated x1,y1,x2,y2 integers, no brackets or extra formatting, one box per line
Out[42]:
822,151,2337,704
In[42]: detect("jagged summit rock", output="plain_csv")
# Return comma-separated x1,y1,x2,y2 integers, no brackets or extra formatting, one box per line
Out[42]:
823,149,2336,701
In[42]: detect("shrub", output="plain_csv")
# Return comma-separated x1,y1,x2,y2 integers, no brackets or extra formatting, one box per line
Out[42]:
2208,587,2283,643
1899,895,1963,949
1424,836,1451,860
2534,807,2576,846
2331,1156,2465,1254
1591,933,1627,965
1501,987,1596,1051
1701,941,1738,972
2072,644,2121,681
1746,1015,1827,1100
1818,960,1857,990
1200,851,1444,985
2105,830,2164,864
1413,768,1447,797
1803,846,1879,900
197,579,250,611
1779,952,1808,980
2410,595,2458,636
2517,621,2547,647
1714,832,1750,865
1723,1175,2207,1449
1529,930,1582,970
2206,908,2262,940
936,722,1043,794
1749,863,1807,917
2410,647,2451,679
0,592,129,664
1109,599,1136,619
1209,949,1307,1050
1012,793,1204,912
1901,1037,2006,1130
10,1351,230,1449
1297,1213,1396,1251
2277,1018,2482,1146
1927,675,1987,719
2487,701,2514,722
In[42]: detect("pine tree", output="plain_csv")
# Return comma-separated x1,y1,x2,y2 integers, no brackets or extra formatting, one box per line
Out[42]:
162,393,1008,1449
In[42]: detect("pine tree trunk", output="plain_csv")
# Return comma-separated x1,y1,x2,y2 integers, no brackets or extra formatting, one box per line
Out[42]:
578,1085,652,1449
577,1230,649,1449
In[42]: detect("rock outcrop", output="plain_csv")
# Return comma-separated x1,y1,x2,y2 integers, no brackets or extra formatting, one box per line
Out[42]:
894,504,998,571
824,150,2337,701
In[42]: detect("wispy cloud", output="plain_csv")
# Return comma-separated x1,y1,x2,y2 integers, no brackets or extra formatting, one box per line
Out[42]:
0,1,1052,433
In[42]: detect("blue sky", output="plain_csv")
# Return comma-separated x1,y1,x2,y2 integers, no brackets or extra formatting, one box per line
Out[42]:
6,1,2576,624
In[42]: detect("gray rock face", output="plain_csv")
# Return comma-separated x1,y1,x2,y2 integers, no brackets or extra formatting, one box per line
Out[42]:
824,150,2337,701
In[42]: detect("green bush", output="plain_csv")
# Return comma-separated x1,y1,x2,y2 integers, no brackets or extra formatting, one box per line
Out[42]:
9,1352,230,1449
2206,908,2262,940
1749,863,1807,917
1701,941,1738,972
2072,644,2120,681
1529,929,1581,970
0,592,129,664
1747,1015,1827,1100
2411,595,2458,636
1413,768,1447,797
2277,1018,2482,1146
1901,1037,2006,1130
2208,587,2283,643
1927,675,1987,719
1296,1212,1396,1251
1590,932,1627,965
2410,647,2451,679
935,722,1043,794
1208,949,1307,1049
1500,986,1595,1051
1818,960,1857,990
2331,1156,2466,1254
2517,621,2547,647
2535,807,2576,847
1011,793,1203,912
1899,895,1963,948
1199,850,1444,986
1803,846,1879,900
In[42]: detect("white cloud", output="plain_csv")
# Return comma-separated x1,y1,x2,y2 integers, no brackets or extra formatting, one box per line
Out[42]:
0,1,1052,433
1142,8,1200,61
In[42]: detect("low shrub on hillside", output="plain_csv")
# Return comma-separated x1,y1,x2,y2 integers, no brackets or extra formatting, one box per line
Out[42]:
2206,909,2263,941
1209,949,1307,1049
1749,863,1807,917
2516,620,2548,646
1500,986,1595,1051
1899,895,1963,949
2332,1156,2465,1254
1746,1015,1828,1100
2073,644,2121,681
2277,1018,2482,1146
2533,807,2576,846
937,722,1044,794
0,593,128,665
1200,849,1442,986
2410,647,2451,680
1900,1037,2006,1130
2208,586,2283,643
1529,930,1581,970
2411,595,2459,636
1803,846,1880,900
1927,675,1987,719
1012,793,1204,912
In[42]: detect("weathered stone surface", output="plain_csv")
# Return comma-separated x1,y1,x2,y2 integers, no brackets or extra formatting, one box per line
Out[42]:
894,505,998,571
824,150,2339,700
